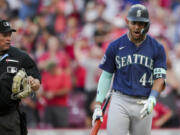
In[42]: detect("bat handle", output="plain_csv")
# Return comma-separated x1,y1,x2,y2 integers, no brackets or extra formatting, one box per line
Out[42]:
90,119,102,135
90,91,112,135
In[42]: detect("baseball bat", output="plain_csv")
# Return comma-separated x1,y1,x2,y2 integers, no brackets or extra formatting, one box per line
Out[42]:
90,91,112,135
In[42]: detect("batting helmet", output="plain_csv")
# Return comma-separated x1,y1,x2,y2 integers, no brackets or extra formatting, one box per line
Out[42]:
127,4,150,34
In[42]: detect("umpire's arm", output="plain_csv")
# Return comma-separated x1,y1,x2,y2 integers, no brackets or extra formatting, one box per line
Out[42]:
22,54,41,91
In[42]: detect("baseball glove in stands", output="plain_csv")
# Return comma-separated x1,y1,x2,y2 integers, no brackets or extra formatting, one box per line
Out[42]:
11,70,32,99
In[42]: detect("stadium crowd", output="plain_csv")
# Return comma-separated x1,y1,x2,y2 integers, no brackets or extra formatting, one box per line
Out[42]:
1,0,180,129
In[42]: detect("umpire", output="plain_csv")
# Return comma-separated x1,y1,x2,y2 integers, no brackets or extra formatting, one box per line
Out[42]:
0,19,41,135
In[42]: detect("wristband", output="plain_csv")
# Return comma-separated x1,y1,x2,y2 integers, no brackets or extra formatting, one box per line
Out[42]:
150,89,160,99
94,104,101,109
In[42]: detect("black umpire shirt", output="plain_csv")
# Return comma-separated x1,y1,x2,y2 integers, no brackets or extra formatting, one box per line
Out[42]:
0,46,41,115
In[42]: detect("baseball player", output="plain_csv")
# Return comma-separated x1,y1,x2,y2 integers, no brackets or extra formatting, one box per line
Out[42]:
92,4,166,135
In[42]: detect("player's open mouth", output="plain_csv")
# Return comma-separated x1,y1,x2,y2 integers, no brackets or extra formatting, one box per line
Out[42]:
133,31,141,37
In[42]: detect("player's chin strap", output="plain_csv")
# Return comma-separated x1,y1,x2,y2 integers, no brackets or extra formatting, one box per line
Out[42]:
141,22,150,35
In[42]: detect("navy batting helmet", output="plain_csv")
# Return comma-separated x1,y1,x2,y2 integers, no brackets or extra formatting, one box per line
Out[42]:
127,4,150,34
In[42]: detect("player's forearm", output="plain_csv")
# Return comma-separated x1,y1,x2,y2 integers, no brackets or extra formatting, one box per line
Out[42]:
152,78,165,93
96,71,113,103
149,78,165,99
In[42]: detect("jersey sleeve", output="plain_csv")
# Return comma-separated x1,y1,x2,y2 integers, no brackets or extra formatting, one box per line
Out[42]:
153,44,167,80
99,42,116,73
22,54,41,82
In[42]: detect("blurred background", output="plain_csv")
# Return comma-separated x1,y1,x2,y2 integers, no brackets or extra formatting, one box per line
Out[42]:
1,0,180,134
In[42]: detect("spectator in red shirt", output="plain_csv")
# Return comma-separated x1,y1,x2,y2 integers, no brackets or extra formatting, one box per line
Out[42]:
37,36,70,72
152,102,173,129
74,37,103,127
41,61,72,128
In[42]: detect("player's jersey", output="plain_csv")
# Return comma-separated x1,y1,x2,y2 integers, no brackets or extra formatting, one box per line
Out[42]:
99,34,166,97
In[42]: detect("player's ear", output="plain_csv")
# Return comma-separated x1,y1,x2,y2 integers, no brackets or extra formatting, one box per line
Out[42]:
125,17,129,25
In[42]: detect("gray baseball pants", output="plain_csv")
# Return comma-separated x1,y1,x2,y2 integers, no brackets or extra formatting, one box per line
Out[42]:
107,91,153,135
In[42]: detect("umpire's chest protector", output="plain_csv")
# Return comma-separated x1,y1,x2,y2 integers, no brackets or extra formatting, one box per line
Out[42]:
0,48,24,75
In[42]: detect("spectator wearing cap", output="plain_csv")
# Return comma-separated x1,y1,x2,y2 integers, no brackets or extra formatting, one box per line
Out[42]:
41,60,72,128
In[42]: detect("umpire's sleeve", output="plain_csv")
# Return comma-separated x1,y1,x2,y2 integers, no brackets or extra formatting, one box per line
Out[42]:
22,54,41,82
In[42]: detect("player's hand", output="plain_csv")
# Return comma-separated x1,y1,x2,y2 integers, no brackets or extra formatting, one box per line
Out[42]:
92,104,103,126
137,96,156,119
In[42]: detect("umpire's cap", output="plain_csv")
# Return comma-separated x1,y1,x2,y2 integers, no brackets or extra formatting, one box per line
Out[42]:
127,4,149,23
0,19,16,33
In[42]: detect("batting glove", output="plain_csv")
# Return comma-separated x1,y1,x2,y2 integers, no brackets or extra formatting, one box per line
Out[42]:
92,104,103,126
137,96,156,119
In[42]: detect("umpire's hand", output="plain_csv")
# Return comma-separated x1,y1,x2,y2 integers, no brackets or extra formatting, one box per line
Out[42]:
27,76,40,91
